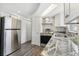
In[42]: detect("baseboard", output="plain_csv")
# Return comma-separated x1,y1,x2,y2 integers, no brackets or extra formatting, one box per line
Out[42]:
21,40,31,45
40,43,46,47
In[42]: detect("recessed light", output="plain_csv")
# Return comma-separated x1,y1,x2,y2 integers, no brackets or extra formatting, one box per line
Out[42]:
17,11,21,13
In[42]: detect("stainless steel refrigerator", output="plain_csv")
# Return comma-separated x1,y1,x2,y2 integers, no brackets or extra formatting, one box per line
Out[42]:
0,16,21,56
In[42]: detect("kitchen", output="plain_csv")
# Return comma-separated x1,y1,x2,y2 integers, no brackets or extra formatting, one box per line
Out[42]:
0,3,79,56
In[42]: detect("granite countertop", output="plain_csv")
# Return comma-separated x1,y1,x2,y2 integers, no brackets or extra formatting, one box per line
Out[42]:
70,36,79,46
40,33,53,36
41,36,74,56
41,34,79,56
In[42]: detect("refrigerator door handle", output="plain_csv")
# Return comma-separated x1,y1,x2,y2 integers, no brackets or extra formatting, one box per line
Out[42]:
4,30,6,56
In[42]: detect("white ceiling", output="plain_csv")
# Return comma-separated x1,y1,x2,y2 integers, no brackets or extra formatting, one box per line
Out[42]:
33,3,52,16
0,3,40,18
32,3,59,17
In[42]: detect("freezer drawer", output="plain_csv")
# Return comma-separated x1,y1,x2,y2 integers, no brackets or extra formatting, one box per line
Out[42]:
4,30,21,55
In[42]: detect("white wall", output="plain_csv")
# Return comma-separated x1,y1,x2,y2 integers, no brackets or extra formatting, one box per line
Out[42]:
21,19,32,44
32,17,40,46
26,21,32,41
70,4,79,15
55,14,60,26
55,14,65,26
21,20,27,44
66,4,79,23
54,4,65,26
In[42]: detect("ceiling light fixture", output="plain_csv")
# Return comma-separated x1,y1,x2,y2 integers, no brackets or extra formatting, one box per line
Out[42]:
41,4,57,16
17,11,21,13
